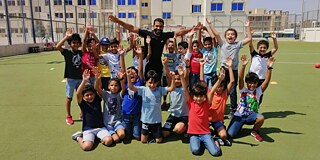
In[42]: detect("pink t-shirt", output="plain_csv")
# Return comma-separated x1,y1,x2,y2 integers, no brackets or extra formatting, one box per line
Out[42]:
82,51,97,77
190,51,203,74
187,99,210,134
208,90,228,123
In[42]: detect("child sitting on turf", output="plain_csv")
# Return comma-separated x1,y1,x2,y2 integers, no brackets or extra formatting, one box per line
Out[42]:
71,69,112,151
180,60,221,156
56,28,82,125
121,45,145,141
162,60,189,138
206,18,252,119
227,55,275,142
249,31,278,87
200,58,234,146
94,63,126,143
127,69,176,143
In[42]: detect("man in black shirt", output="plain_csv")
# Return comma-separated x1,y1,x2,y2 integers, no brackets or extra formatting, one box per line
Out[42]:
108,15,191,76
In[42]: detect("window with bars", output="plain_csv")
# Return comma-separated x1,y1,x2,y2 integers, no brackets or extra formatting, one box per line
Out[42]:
66,13,74,18
8,0,15,6
90,0,96,5
17,0,25,6
141,2,148,7
118,12,126,18
78,0,86,5
211,3,223,11
54,0,62,5
128,0,136,5
65,0,72,5
128,12,135,18
118,0,125,5
231,2,244,11
192,5,201,13
162,12,171,19
55,13,63,18
78,13,86,18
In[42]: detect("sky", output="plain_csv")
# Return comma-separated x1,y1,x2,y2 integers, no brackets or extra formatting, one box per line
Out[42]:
248,0,320,14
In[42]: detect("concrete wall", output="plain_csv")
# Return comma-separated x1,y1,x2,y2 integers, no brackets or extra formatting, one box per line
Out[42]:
0,43,45,57
301,28,320,42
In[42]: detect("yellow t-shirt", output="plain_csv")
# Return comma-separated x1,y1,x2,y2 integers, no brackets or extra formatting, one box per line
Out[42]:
98,50,111,77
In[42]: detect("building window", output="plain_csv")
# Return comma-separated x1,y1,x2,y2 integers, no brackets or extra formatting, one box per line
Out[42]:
192,5,201,13
55,13,63,18
128,0,136,5
141,2,148,7
118,12,126,18
118,0,125,5
19,13,26,18
35,6,41,12
232,2,244,11
20,28,28,33
8,0,15,6
66,13,74,18
65,0,72,5
142,15,148,19
211,3,223,11
163,0,171,1
11,28,19,33
0,13,5,19
9,13,17,18
90,0,96,5
78,13,86,18
128,12,135,18
102,0,113,9
45,0,49,6
162,12,171,19
17,0,25,6
54,0,62,5
0,29,6,33
78,0,86,5
90,12,97,18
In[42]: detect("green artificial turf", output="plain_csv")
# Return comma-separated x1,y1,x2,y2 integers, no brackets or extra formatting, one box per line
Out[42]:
0,41,319,159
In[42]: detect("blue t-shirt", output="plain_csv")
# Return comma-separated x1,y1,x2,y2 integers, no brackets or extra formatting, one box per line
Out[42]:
137,86,167,123
169,87,188,117
102,90,123,126
122,78,144,115
201,48,218,74
79,96,104,131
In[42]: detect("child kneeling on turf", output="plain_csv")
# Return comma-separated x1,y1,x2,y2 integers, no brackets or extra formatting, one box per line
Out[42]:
227,55,275,142
180,63,221,156
71,69,112,151
94,66,126,143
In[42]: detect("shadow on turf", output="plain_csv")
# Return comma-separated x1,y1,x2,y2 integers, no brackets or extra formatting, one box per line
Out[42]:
233,127,303,143
262,111,306,119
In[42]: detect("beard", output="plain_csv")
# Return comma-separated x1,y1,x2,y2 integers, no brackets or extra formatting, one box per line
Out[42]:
154,29,163,35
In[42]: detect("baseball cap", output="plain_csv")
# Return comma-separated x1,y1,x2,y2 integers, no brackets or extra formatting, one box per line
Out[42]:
100,37,110,45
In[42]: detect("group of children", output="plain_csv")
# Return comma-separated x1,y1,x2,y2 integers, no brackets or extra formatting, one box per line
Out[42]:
57,18,278,156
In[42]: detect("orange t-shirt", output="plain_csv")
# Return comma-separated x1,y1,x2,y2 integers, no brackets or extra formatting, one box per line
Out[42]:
208,90,228,122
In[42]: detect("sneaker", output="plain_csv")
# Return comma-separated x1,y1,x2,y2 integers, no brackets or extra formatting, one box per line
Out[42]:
71,131,82,141
66,116,74,125
251,130,264,142
216,138,224,146
223,139,232,146
228,110,235,119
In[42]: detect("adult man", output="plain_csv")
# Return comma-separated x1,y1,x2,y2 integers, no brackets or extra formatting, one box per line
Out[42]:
108,15,191,76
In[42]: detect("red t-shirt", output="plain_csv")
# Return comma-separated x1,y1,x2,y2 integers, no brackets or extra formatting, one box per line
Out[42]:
190,51,203,74
82,51,97,77
208,90,228,123
187,99,210,134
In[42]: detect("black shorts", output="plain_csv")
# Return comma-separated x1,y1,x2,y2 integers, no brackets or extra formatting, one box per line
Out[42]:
141,123,162,138
162,115,188,131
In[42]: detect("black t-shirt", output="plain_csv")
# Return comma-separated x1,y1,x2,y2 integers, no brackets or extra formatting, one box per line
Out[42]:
250,50,272,58
79,96,104,131
61,48,82,79
139,29,174,74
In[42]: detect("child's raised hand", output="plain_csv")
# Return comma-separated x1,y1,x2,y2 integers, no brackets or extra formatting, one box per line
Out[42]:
169,71,175,78
177,65,184,76
117,69,126,80
225,57,233,68
183,58,190,67
162,57,168,65
146,35,151,44
129,32,135,40
244,20,250,27
199,58,206,66
206,18,212,25
92,67,101,79
82,69,91,81
240,55,248,66
218,68,226,81
267,57,276,68
66,28,73,37
270,32,277,39
115,24,121,33
250,27,255,34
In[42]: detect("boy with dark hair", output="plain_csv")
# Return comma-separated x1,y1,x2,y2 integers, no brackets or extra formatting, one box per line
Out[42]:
227,55,275,142
56,28,83,125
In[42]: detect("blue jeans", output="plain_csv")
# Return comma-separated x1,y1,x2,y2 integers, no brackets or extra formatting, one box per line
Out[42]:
189,73,200,89
122,114,141,139
189,134,221,156
225,69,238,111
227,112,264,137
204,72,216,89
